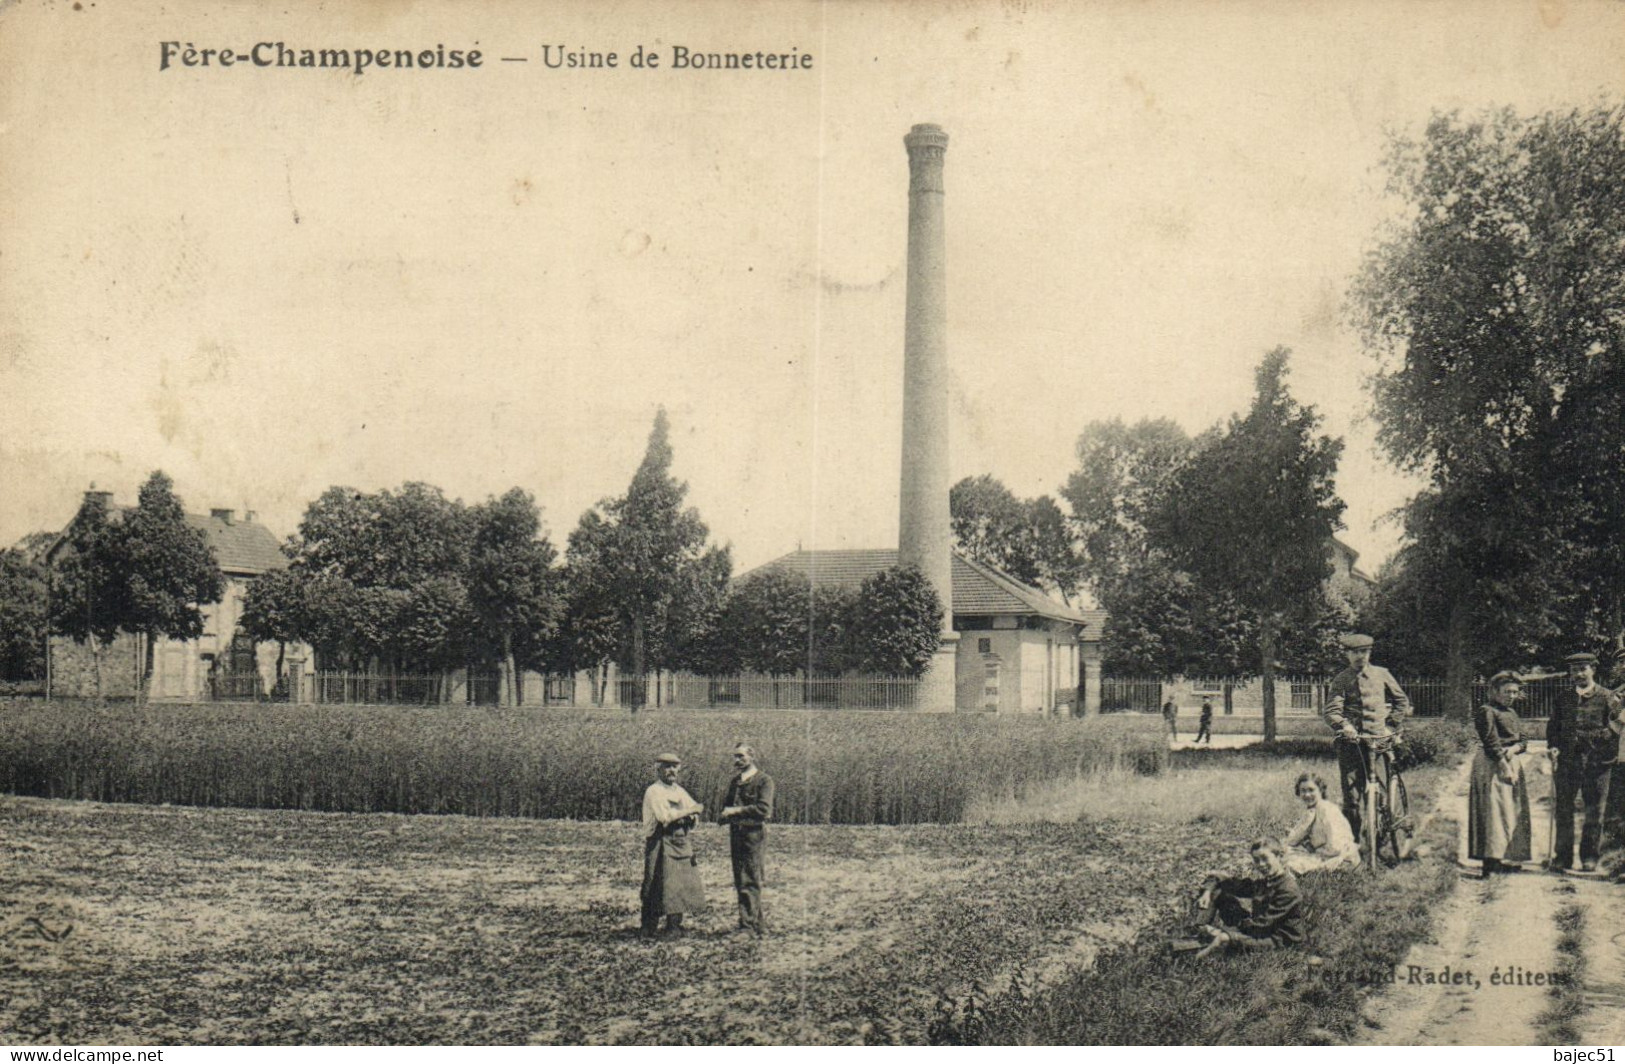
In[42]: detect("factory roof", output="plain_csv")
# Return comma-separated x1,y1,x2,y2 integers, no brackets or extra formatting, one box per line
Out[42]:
740,548,1097,632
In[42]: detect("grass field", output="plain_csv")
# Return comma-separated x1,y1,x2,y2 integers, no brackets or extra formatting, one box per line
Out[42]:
0,702,1164,825
0,727,1470,1046
2,795,1242,1045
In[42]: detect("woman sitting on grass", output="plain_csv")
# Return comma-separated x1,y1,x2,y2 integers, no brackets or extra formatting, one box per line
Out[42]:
1283,773,1360,873
1191,837,1305,958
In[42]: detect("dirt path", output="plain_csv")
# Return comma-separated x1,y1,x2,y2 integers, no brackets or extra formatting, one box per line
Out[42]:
1360,745,1625,1046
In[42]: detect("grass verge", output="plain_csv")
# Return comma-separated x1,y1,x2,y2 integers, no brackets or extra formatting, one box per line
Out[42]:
1535,892,1587,1044
933,720,1474,1045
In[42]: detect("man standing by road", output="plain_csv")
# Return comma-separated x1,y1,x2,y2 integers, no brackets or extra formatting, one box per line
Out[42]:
1323,633,1412,841
1196,697,1214,745
1548,652,1624,873
719,743,775,936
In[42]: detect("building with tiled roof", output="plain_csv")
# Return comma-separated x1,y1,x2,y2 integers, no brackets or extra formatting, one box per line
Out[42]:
741,548,1101,715
47,489,299,701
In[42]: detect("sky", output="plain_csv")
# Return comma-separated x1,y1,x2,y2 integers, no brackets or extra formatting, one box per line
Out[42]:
4,0,1624,581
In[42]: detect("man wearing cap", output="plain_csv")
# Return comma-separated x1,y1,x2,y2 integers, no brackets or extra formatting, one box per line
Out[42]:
718,743,775,935
1547,653,1624,872
640,753,706,938
1323,634,1412,842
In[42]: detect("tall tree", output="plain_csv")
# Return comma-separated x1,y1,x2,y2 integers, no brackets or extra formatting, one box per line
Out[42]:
567,409,717,710
276,483,475,679
553,510,623,703
950,475,1083,602
1352,104,1625,709
0,542,49,682
468,488,562,705
1149,349,1346,740
48,492,125,698
1060,417,1252,675
845,566,944,677
1062,418,1200,591
119,472,225,702
238,566,306,690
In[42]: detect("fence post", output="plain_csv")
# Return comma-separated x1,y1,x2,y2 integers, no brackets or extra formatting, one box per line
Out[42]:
288,658,306,704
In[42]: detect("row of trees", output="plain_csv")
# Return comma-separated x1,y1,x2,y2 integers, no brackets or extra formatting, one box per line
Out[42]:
951,349,1350,739
239,482,562,703
1351,104,1625,708
951,103,1625,724
240,409,942,706
697,565,942,679
2,409,944,705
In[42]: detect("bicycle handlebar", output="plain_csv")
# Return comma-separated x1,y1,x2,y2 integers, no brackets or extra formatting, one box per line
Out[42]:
1339,732,1404,745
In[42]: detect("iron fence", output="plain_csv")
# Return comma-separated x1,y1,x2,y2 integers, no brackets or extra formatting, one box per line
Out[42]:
1099,677,1163,713
209,670,265,702
309,671,501,706
1399,676,1562,720
535,673,577,706
617,673,921,711
1101,673,1566,720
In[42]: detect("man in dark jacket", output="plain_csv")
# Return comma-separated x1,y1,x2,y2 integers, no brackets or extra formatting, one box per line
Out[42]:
1549,652,1624,872
719,743,775,935
1192,837,1305,956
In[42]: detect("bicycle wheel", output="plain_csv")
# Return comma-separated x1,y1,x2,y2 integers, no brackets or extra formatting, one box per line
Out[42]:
1379,772,1411,866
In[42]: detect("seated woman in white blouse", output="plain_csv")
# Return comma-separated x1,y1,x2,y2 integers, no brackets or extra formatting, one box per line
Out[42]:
1283,772,1360,873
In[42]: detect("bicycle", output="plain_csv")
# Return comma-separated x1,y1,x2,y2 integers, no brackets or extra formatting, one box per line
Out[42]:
1349,732,1411,871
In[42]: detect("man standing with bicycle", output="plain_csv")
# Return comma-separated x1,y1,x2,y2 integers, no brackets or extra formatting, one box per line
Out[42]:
1323,633,1412,843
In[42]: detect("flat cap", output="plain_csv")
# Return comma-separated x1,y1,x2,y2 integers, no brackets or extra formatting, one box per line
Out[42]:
1339,633,1375,650
654,752,682,765
1489,670,1522,687
1565,652,1599,666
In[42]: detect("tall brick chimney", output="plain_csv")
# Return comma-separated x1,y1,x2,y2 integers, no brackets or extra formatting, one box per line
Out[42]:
898,123,958,707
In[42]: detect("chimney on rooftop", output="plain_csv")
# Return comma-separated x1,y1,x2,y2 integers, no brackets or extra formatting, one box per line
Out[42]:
83,486,114,509
243,509,257,523
210,508,235,525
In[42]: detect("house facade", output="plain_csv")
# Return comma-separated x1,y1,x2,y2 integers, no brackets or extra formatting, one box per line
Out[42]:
46,490,297,701
1328,536,1377,604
